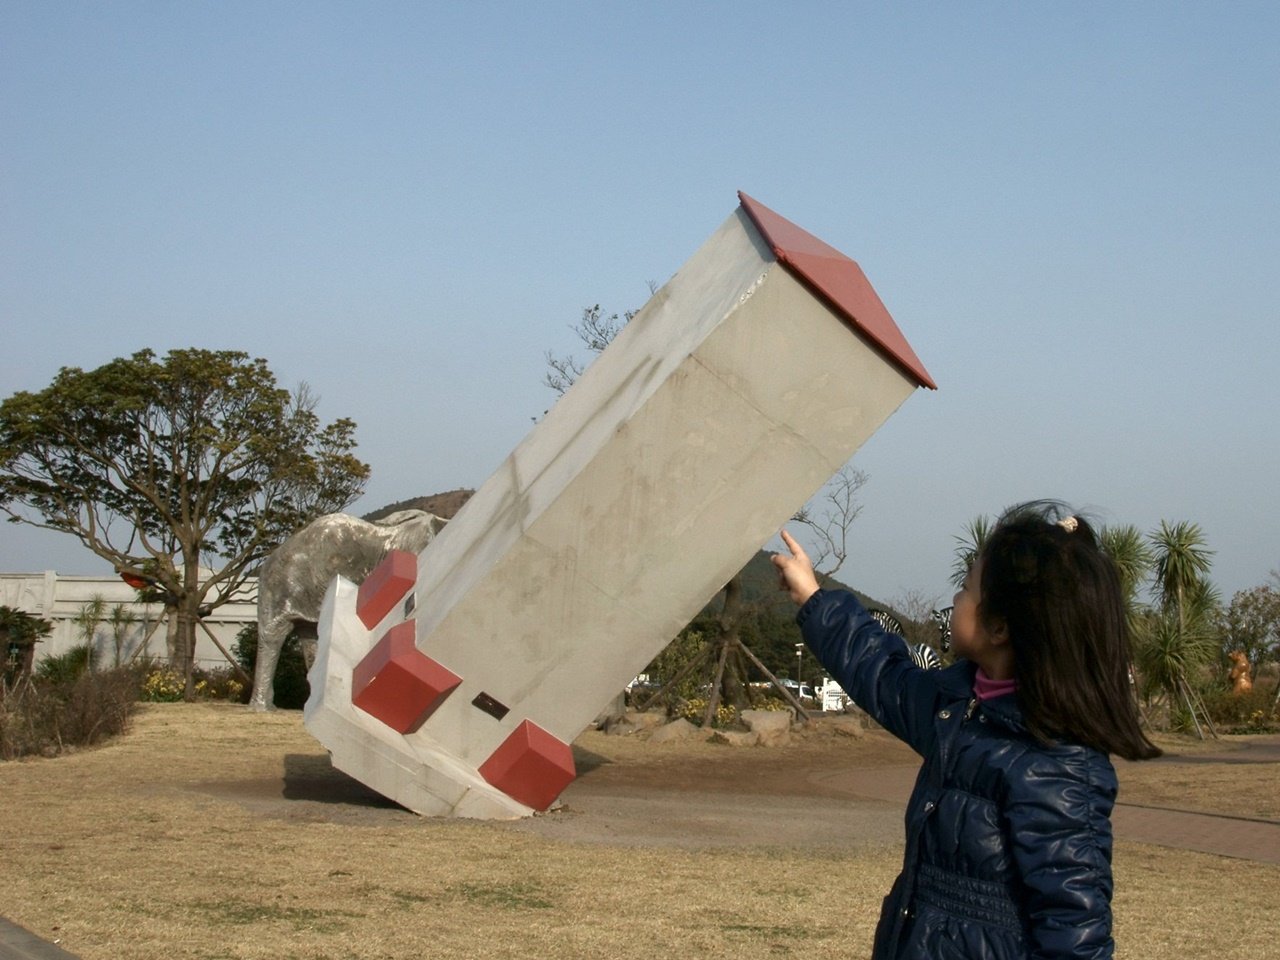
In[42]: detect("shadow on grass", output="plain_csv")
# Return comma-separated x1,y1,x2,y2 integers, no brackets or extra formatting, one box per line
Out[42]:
274,741,614,812
281,753,404,808
572,742,613,775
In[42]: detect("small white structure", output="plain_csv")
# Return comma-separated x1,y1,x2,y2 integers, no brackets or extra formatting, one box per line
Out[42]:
818,677,851,712
305,192,935,818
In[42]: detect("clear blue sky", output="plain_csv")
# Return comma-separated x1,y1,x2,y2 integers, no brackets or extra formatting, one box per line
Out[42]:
3,2,1277,609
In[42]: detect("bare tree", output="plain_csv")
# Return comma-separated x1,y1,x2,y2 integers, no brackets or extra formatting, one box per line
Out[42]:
891,588,947,651
793,464,868,583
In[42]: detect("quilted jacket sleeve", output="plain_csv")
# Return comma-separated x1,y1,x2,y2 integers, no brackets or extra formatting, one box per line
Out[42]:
797,589,943,757
1003,750,1118,959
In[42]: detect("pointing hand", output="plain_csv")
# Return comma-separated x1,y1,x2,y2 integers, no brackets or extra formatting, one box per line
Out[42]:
771,529,820,606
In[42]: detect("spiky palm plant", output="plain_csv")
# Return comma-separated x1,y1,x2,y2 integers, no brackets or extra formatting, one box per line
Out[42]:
1144,521,1219,736
1150,521,1214,627
0,605,54,687
107,603,137,667
1101,524,1153,611
950,515,993,588
72,595,108,673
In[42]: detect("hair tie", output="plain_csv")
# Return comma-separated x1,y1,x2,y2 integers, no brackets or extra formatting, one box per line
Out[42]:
1057,516,1079,533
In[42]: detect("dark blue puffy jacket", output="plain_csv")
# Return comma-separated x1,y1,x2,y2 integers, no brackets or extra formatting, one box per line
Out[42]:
798,590,1118,960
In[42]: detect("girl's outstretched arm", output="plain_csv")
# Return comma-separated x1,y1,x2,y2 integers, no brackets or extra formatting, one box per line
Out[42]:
775,528,947,757
771,529,820,606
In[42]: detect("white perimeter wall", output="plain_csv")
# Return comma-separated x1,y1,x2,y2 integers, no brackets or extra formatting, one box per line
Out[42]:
1,572,257,672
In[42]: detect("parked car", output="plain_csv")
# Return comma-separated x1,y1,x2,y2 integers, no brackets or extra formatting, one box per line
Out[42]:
778,678,817,702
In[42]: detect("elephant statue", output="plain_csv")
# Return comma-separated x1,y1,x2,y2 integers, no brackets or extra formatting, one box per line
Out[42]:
248,509,447,710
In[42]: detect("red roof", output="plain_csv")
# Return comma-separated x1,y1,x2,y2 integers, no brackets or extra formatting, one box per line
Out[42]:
737,191,936,390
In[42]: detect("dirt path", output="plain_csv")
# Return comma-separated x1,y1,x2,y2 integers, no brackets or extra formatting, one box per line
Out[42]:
196,720,1280,864
506,728,1280,864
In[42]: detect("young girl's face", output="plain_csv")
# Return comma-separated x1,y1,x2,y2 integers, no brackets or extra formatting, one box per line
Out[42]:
950,557,1011,676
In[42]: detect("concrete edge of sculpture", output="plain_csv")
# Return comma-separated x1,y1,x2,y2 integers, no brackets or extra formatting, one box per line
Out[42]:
305,568,537,819
300,190,936,819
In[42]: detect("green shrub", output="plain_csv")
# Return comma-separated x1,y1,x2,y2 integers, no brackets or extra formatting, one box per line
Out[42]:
679,697,738,728
34,644,95,685
1201,684,1279,733
140,667,185,702
233,625,309,709
193,666,248,703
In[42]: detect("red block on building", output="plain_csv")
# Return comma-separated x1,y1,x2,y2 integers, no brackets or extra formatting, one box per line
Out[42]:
478,719,576,811
356,550,417,629
351,621,460,734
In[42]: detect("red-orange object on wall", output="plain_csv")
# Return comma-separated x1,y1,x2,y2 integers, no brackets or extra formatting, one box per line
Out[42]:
351,621,461,733
356,550,417,629
478,719,576,811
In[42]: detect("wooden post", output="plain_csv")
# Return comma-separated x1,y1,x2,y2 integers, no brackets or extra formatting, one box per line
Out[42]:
197,620,253,687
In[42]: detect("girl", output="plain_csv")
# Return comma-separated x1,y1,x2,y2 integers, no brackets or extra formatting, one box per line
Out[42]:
771,501,1160,960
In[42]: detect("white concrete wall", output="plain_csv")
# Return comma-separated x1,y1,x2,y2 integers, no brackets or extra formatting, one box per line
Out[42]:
0,571,257,671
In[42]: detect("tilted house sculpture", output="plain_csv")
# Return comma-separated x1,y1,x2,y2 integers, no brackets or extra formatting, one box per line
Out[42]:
304,192,936,818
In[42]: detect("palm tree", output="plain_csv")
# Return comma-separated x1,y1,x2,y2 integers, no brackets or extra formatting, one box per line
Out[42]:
1151,521,1213,620
0,605,54,687
950,515,993,588
72,595,108,674
1135,614,1216,708
1101,524,1154,616
1146,521,1218,737
107,604,137,667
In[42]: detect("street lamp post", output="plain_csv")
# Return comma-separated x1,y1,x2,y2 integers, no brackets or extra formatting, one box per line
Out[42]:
795,643,803,687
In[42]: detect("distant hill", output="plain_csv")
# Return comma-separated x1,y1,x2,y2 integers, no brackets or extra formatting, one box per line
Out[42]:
728,549,902,622
362,489,475,522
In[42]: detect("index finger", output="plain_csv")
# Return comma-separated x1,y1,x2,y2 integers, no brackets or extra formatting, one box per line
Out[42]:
779,529,803,555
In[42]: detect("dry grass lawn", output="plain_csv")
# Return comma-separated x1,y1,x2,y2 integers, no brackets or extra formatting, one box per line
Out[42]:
2,703,1277,960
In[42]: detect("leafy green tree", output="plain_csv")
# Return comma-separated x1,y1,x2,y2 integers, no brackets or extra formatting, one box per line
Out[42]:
1224,583,1280,672
1101,524,1155,645
0,348,369,696
1100,524,1154,612
107,603,138,668
1134,613,1216,705
1150,520,1215,629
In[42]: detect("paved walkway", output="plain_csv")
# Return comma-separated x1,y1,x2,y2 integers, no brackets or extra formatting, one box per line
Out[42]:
814,734,1280,866
0,918,80,960
1112,734,1280,864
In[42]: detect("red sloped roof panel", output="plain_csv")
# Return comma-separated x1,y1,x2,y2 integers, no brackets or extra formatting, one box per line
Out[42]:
738,191,936,390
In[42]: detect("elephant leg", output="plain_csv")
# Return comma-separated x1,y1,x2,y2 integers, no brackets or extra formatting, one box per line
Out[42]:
296,622,319,671
249,618,292,711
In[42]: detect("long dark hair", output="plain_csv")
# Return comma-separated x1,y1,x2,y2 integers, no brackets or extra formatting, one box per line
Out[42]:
979,500,1161,761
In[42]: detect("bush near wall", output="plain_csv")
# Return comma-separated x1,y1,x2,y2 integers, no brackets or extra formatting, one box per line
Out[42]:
0,665,142,760
139,664,247,703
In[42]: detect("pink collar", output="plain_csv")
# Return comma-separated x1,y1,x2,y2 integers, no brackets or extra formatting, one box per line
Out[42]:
974,668,1017,702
